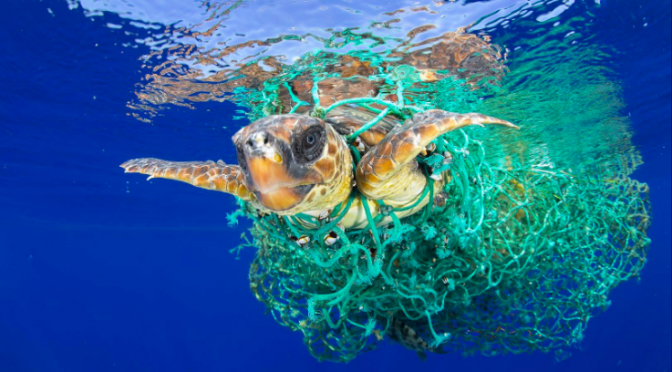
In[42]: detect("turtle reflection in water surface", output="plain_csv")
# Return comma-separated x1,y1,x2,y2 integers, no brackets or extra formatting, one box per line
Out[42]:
122,108,517,229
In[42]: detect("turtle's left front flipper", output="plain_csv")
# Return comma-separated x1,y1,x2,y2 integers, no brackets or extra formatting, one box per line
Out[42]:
356,110,518,203
121,158,255,202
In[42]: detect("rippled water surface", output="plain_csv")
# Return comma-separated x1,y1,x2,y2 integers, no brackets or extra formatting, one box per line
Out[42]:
1,1,669,371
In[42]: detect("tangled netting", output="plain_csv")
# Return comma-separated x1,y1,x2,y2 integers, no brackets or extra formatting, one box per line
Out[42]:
227,65,652,363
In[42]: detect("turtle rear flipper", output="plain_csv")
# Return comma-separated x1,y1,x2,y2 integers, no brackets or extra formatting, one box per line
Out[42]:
121,158,255,202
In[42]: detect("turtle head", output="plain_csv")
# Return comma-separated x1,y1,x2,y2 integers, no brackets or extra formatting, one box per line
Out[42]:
233,114,351,214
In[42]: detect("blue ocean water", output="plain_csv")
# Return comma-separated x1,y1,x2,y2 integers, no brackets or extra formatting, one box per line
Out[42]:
0,0,669,371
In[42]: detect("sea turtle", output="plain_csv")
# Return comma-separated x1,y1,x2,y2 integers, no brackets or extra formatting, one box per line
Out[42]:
121,106,517,230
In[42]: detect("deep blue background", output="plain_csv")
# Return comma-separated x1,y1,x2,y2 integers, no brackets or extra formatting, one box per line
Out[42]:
1,0,669,371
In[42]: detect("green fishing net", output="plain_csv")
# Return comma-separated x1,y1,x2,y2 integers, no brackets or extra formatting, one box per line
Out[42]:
225,51,651,363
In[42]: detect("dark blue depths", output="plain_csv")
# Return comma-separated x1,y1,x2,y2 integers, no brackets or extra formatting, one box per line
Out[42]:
0,1,669,371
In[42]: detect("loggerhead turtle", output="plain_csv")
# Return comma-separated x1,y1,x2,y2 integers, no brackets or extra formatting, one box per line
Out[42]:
121,107,517,230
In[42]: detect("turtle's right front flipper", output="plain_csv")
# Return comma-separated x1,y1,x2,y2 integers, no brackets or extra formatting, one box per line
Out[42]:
356,110,518,203
121,158,255,202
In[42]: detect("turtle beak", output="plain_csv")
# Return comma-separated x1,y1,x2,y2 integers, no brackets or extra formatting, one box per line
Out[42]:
244,131,293,194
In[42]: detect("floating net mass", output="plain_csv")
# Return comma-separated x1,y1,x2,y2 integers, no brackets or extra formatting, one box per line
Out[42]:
222,45,652,362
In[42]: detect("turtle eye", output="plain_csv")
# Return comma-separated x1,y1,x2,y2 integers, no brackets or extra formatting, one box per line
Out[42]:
293,125,325,164
306,133,317,146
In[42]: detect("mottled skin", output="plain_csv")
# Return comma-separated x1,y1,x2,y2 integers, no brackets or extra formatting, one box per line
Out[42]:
122,107,516,230
356,110,516,203
120,159,254,201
